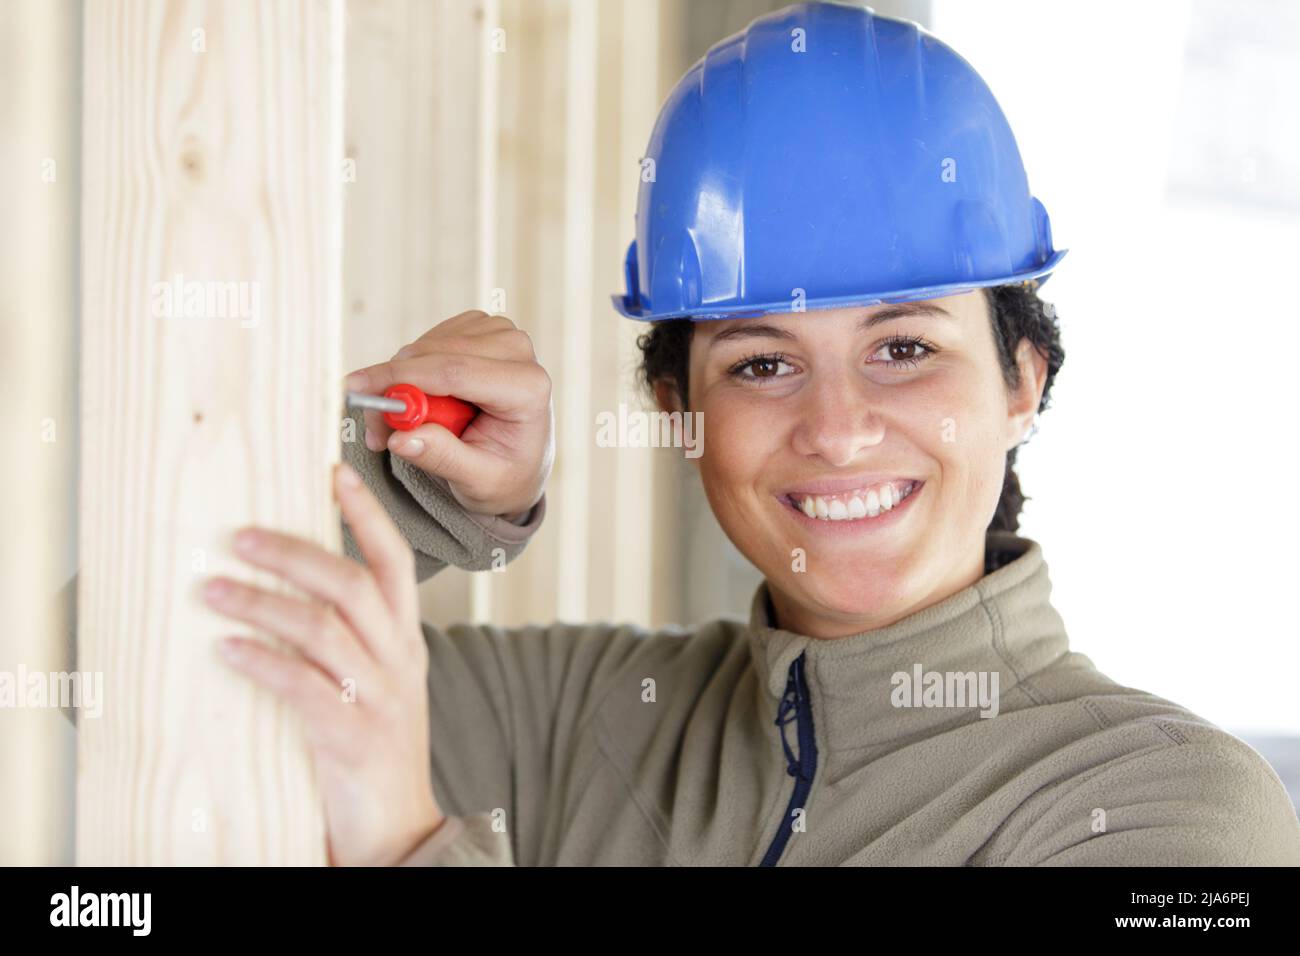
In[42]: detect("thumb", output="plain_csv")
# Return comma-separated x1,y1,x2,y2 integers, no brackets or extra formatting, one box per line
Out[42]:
386,423,498,493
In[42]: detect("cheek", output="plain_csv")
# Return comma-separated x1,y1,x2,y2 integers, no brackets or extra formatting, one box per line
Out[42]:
693,395,791,549
696,397,777,504
920,375,1009,508
880,376,977,461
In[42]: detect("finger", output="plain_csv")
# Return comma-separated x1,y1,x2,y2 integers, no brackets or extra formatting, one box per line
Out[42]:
345,323,527,451
347,354,548,422
416,310,517,339
218,637,360,757
394,328,536,364
345,311,515,389
410,313,519,348
363,407,389,453
202,576,380,687
342,369,393,451
230,524,398,665
334,463,418,620
346,319,536,448
386,421,511,494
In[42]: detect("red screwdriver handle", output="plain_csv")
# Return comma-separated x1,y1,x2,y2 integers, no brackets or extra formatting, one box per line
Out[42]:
382,383,478,438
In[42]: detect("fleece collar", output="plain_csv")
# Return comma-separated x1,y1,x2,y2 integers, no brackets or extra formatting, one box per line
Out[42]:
746,531,1072,751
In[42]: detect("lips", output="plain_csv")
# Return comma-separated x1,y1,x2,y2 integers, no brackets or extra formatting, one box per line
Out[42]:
776,477,926,525
778,473,922,498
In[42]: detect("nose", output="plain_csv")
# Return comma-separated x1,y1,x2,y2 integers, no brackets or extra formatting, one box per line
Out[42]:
789,369,886,467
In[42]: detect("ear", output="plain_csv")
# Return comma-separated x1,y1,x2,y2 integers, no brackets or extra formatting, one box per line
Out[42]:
650,377,702,468
652,377,682,415
1006,338,1048,450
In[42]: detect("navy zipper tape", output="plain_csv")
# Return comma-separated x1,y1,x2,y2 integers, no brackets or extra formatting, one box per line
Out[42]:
758,652,818,866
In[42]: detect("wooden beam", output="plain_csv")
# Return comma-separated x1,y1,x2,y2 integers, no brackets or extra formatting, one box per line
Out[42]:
77,0,344,865
342,0,493,628
0,0,80,867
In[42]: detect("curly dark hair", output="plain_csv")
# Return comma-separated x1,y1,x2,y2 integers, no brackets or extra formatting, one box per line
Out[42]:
635,281,1065,535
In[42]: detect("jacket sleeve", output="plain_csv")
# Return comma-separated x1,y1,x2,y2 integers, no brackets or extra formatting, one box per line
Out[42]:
345,410,570,868
1011,729,1300,866
338,407,545,580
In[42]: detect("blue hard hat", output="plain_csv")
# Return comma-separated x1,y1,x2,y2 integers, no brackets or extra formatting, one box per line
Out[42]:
612,1,1067,322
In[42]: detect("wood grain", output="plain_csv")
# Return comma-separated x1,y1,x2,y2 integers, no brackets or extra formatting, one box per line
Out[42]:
77,0,343,865
340,0,726,638
0,0,79,866
343,0,493,626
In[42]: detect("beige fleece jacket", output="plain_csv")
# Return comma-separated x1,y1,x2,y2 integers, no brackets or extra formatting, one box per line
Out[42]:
339,429,1300,868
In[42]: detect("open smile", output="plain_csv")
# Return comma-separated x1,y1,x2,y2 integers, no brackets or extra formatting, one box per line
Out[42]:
777,479,924,531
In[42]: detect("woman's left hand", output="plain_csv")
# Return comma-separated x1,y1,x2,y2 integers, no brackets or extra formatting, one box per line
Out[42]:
202,462,444,866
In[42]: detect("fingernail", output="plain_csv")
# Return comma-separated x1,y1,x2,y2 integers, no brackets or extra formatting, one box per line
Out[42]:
394,437,424,457
345,371,369,391
337,462,361,489
364,430,384,452
219,637,247,661
395,346,415,360
203,578,232,602
233,529,262,554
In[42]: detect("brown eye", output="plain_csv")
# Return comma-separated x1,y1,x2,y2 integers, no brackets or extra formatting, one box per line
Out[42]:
869,335,936,369
726,353,796,383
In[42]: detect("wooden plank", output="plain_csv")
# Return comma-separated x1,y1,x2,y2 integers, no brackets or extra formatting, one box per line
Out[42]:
0,0,80,866
489,0,570,628
341,0,728,636
557,0,597,622
609,0,664,628
469,0,503,624
488,0,693,631
343,0,494,627
77,0,344,865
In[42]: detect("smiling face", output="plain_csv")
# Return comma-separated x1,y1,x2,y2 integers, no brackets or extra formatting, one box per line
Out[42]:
659,290,1047,639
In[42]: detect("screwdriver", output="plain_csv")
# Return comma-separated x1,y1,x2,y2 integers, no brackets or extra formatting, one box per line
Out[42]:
346,383,479,438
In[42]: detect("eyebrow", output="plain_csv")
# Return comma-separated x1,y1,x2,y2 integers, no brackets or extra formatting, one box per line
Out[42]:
706,301,954,349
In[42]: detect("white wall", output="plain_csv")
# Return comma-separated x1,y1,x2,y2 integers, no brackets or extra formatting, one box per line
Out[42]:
933,0,1300,736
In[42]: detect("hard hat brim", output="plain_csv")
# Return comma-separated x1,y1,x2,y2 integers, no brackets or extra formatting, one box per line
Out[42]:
611,249,1068,322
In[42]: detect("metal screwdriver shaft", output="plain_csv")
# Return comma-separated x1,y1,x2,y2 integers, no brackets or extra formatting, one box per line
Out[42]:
346,391,407,414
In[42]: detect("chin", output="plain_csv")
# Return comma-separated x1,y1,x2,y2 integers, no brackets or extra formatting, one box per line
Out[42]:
783,563,912,623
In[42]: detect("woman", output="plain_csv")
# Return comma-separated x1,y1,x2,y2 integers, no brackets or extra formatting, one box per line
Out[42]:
204,2,1300,865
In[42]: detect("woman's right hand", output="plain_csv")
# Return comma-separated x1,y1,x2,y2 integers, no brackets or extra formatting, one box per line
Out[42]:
345,311,554,520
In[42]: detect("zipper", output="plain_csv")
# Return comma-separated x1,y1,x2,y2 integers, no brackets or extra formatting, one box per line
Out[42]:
758,652,818,866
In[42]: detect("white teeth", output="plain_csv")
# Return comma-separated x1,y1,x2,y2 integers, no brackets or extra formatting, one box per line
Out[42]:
793,481,917,522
